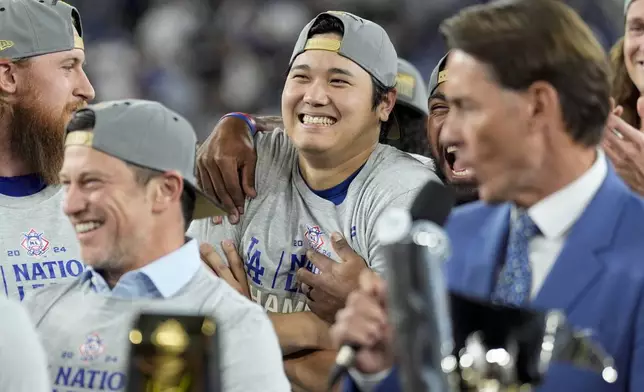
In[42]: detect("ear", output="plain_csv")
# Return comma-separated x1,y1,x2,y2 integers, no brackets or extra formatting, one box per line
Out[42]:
525,80,560,134
149,171,184,214
0,59,21,96
377,89,397,122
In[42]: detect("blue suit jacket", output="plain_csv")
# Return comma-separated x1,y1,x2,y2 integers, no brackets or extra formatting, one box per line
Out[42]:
345,165,644,392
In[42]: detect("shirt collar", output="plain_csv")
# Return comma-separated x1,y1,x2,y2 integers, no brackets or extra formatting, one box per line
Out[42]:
80,238,202,298
514,149,607,238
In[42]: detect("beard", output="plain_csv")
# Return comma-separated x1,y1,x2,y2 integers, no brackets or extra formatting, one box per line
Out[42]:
8,96,85,185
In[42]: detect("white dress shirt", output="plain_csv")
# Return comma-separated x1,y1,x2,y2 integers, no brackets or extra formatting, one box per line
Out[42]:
351,149,608,392
522,149,607,298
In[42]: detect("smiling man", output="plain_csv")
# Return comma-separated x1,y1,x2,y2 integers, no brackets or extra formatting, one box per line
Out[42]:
24,99,289,392
0,0,95,301
188,11,440,390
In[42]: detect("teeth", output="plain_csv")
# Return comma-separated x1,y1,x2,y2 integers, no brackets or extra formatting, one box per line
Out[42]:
302,114,336,126
75,221,103,234
452,168,473,177
446,146,458,154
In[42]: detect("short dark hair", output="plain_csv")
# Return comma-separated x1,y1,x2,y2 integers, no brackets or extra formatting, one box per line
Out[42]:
381,105,429,156
307,13,395,134
66,109,196,232
440,0,611,147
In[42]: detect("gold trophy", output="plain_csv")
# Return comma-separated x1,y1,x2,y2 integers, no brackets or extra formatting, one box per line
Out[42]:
125,314,220,392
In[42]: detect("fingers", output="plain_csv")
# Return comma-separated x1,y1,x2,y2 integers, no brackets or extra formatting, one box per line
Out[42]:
200,243,236,283
219,158,246,215
207,164,240,224
330,291,388,349
614,105,624,118
609,114,644,146
330,233,365,266
210,216,223,225
358,269,388,306
305,249,334,273
222,240,246,280
241,155,257,199
296,268,321,288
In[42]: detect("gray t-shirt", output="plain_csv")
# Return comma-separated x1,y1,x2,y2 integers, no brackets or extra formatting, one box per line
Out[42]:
0,186,84,301
24,265,290,392
0,298,50,392
188,129,440,313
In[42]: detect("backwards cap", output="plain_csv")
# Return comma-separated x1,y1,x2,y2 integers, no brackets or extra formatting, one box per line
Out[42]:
289,11,398,88
64,99,226,220
0,0,84,60
428,53,449,96
395,58,429,116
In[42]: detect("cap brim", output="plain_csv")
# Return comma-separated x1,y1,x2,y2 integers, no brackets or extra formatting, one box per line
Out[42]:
186,182,227,220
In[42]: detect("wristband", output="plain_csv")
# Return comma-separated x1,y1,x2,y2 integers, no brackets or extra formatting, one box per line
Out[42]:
219,112,258,137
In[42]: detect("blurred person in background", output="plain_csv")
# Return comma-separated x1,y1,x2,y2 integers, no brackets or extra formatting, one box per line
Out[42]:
426,52,478,204
333,0,644,391
0,298,50,392
0,0,94,301
190,11,440,391
25,100,290,392
380,58,431,159
602,0,644,196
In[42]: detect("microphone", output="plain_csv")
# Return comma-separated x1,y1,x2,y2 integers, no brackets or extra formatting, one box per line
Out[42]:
327,180,455,390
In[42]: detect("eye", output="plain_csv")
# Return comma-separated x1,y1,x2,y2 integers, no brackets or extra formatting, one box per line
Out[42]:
330,79,349,85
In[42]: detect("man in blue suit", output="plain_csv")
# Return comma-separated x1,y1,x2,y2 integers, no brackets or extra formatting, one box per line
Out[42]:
330,0,644,391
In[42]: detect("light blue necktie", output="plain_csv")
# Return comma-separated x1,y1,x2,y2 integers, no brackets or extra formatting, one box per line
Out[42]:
492,210,540,306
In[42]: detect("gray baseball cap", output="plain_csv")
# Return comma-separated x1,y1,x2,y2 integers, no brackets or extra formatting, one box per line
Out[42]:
64,99,226,220
395,58,429,116
428,53,449,96
289,11,398,88
0,0,84,60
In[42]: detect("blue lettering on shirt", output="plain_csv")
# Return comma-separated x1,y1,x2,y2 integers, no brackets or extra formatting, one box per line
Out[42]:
245,237,265,285
6,259,85,300
53,366,126,391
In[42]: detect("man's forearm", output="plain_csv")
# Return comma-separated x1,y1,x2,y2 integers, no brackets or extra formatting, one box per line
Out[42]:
284,349,339,392
269,311,332,355
252,115,284,133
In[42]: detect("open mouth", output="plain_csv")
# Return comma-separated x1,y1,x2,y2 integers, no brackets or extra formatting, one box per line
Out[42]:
74,221,104,235
444,145,473,178
298,114,337,127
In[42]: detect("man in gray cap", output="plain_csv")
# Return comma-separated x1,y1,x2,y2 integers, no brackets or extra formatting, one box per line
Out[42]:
189,11,440,390
427,53,479,204
24,99,290,392
195,56,435,226
0,0,95,301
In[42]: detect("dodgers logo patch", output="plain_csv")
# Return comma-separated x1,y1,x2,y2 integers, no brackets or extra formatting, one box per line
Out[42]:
20,229,50,257
305,225,325,250
79,333,105,361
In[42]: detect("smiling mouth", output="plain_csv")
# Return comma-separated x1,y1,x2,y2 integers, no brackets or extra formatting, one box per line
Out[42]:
298,114,337,127
74,221,104,235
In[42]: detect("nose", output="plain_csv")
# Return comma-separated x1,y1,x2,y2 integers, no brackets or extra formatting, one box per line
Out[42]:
303,80,330,107
62,183,88,218
440,110,464,148
74,68,96,102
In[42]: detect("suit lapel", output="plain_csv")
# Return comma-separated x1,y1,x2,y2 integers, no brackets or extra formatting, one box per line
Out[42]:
462,204,511,297
533,167,628,313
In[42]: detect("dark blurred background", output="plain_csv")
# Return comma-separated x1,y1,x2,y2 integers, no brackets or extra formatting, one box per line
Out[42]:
73,0,625,141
